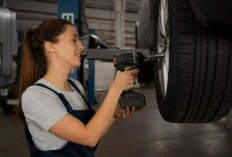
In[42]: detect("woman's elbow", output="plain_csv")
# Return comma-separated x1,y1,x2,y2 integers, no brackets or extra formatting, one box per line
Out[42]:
89,141,98,147
85,137,98,147
83,129,100,147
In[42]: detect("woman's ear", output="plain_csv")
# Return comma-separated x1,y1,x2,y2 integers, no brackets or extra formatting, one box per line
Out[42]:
44,42,56,53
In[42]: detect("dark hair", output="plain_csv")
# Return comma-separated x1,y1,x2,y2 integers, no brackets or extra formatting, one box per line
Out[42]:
14,19,73,126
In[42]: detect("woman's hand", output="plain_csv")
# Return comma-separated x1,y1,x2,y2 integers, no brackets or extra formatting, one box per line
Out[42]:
114,103,144,119
111,69,139,92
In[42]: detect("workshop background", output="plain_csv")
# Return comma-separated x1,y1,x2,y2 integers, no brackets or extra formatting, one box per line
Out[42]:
0,0,232,157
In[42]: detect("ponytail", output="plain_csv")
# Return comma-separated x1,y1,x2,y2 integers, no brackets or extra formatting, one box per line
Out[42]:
13,19,73,126
13,28,39,127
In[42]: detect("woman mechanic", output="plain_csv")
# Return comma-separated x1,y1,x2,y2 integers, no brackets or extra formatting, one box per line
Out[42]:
14,19,142,156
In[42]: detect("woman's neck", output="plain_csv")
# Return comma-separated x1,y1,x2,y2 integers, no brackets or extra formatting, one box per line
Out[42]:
42,67,73,92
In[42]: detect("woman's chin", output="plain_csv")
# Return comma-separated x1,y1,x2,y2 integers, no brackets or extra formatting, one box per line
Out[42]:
73,63,81,67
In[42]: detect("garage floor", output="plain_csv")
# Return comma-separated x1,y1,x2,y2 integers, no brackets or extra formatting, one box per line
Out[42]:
0,87,232,157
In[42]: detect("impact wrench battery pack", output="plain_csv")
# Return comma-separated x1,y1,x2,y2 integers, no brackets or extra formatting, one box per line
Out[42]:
119,90,146,109
113,52,146,109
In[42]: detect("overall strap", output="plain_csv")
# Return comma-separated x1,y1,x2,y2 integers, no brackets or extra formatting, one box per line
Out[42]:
68,79,92,110
34,83,73,111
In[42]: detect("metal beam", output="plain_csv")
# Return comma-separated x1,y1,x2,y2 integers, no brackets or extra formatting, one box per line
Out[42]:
104,39,135,45
95,30,135,38
86,49,150,60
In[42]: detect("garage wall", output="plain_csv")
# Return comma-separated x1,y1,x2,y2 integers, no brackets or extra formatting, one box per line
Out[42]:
95,61,115,89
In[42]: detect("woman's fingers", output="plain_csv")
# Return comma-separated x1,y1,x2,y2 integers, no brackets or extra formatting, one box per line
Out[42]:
121,109,127,118
125,107,130,116
128,69,139,80
117,106,143,119
131,107,136,114
123,107,136,117
112,69,139,91
129,69,139,75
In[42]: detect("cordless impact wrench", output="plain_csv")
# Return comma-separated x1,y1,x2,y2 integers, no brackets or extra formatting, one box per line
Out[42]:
113,52,146,109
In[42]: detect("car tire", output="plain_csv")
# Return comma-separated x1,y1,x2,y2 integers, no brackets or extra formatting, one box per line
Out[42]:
153,0,232,123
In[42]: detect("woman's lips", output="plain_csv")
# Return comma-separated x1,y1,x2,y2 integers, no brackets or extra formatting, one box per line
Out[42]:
76,54,82,59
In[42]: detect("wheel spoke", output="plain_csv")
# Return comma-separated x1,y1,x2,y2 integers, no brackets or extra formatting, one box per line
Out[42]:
158,36,165,47
160,0,169,37
161,59,169,96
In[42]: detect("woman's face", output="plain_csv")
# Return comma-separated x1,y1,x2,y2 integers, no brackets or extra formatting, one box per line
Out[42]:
54,25,84,68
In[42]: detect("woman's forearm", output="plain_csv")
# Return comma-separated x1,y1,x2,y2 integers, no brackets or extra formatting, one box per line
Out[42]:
101,116,117,137
85,86,121,143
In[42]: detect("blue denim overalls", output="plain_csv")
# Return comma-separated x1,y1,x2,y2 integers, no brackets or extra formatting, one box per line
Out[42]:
24,79,97,157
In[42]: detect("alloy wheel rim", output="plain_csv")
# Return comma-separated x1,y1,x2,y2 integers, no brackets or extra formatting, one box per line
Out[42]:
157,0,169,97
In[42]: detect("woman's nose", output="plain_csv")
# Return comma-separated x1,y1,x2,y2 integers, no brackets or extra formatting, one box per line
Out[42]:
78,40,84,50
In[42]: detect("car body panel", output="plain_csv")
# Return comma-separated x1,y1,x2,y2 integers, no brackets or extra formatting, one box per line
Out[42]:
0,82,18,111
137,0,153,49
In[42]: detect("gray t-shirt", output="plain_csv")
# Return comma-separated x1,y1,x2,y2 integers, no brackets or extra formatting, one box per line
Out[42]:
22,78,88,151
